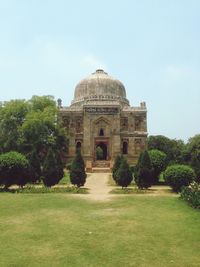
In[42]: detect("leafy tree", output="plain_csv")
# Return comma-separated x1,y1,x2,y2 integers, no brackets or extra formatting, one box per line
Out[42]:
70,150,86,187
148,149,167,184
134,150,154,189
42,148,64,187
0,100,29,152
0,96,67,161
164,164,196,192
148,135,185,164
112,155,123,182
185,134,200,183
115,158,133,188
0,151,30,189
29,95,56,112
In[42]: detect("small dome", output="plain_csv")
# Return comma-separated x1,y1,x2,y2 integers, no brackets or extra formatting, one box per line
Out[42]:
71,69,129,106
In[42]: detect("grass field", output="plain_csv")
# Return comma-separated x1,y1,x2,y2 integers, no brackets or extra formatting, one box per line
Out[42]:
0,193,199,267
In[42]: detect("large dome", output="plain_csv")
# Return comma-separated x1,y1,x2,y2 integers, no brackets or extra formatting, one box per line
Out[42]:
71,69,129,106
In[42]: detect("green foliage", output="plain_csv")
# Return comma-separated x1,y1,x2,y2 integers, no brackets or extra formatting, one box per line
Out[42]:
70,150,87,187
0,100,29,152
0,96,67,161
96,146,103,160
42,148,64,187
129,165,135,173
112,155,123,182
0,151,30,189
115,158,133,188
148,149,167,184
185,134,200,183
148,135,185,164
66,162,72,171
134,150,154,189
164,164,196,192
26,150,41,183
29,95,56,112
181,182,200,209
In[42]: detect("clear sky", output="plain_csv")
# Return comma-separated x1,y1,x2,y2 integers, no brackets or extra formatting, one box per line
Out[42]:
0,0,200,142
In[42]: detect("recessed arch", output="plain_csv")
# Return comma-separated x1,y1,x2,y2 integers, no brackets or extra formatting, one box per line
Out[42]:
76,141,81,152
96,142,107,160
122,141,128,155
99,128,104,136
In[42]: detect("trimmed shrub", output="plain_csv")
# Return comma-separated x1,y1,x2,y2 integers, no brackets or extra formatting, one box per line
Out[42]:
26,150,41,183
42,148,64,187
164,164,196,192
115,158,133,188
148,149,167,184
70,150,87,187
134,150,154,189
181,182,200,209
0,151,30,189
112,155,123,182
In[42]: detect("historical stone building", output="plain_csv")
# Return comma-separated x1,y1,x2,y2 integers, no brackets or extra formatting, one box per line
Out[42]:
59,69,147,171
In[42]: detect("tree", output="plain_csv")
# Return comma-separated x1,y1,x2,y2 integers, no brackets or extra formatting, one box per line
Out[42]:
148,149,167,184
185,134,200,183
0,96,67,163
164,164,196,193
112,155,123,183
42,148,64,187
70,150,87,187
148,135,185,164
0,151,30,189
134,150,154,189
115,158,133,188
0,100,29,153
26,150,42,183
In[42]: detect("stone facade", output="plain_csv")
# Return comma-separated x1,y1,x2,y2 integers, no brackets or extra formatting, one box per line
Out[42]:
59,69,147,171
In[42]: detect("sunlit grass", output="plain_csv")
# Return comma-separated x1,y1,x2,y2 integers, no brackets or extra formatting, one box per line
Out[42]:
0,193,199,267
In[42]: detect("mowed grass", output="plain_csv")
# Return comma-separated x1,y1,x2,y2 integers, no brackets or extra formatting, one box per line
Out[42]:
0,194,200,267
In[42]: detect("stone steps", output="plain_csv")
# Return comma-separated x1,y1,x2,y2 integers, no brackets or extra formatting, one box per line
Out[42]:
93,161,110,168
92,167,111,173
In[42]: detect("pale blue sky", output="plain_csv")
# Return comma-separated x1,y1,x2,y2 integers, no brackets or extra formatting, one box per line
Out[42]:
0,0,200,141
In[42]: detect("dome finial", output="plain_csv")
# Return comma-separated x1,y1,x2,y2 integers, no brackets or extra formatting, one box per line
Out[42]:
95,69,108,75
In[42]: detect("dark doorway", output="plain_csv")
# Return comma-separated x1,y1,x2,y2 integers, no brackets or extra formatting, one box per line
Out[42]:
76,141,81,152
96,142,107,160
122,141,128,154
99,128,104,136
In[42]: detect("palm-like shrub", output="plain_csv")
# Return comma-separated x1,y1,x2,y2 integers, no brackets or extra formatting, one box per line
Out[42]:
134,150,154,189
70,150,86,187
164,164,196,192
115,158,133,188
0,151,30,189
148,149,167,184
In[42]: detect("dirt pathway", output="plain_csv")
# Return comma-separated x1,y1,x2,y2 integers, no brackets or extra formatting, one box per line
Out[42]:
75,173,115,201
73,173,176,202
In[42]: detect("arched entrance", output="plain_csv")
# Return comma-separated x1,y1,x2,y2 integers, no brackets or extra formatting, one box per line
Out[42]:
96,142,107,160
76,141,81,152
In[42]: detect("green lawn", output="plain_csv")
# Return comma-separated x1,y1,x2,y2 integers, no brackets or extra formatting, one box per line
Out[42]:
0,194,199,267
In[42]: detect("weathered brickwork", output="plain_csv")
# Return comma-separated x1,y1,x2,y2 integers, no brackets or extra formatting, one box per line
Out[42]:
59,70,147,171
